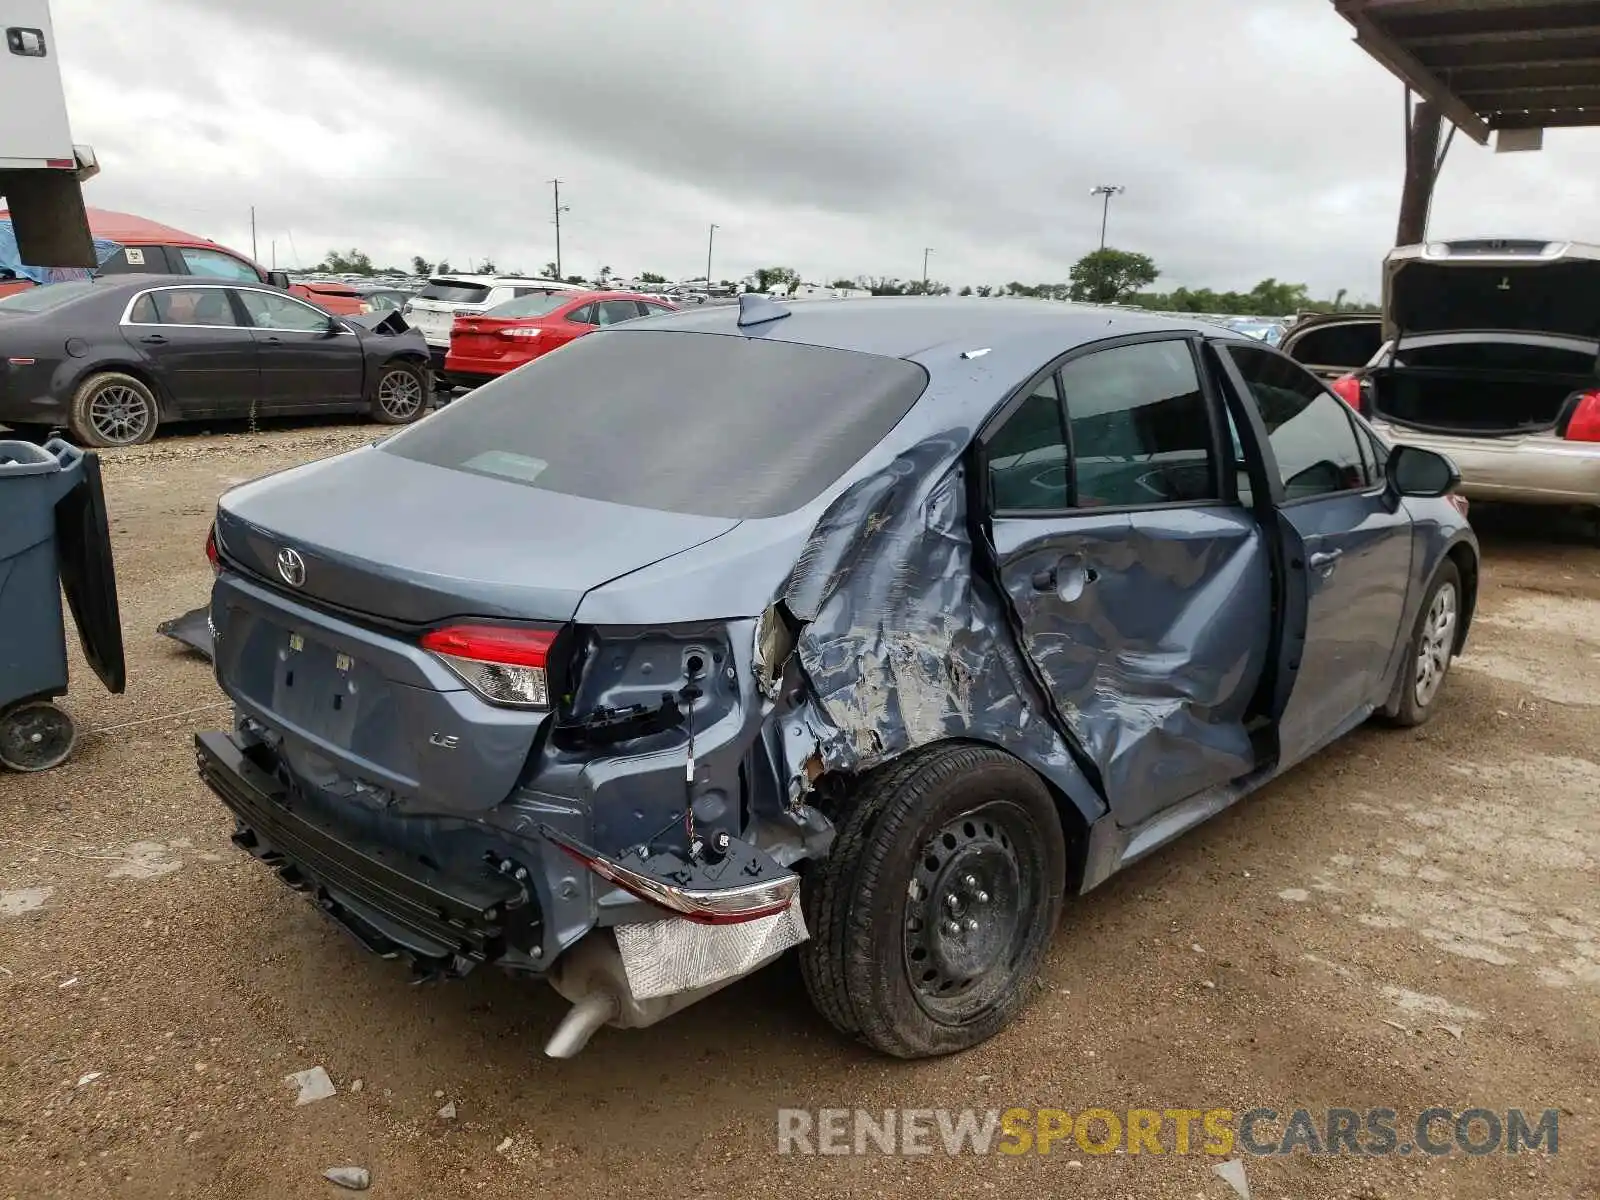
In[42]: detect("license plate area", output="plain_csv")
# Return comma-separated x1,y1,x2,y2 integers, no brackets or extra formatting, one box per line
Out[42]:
273,630,370,747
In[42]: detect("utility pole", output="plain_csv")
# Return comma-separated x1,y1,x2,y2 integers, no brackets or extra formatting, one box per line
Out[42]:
270,240,276,269
706,223,718,289
1089,184,1124,253
250,206,257,262
551,180,570,278
922,247,933,292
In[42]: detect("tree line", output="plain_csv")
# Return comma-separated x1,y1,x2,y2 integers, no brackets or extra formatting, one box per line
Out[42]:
309,245,1373,316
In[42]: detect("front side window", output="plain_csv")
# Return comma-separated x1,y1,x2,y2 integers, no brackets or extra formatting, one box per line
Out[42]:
178,247,263,283
987,377,1068,511
1227,343,1370,500
1060,339,1219,508
239,290,335,332
127,288,240,327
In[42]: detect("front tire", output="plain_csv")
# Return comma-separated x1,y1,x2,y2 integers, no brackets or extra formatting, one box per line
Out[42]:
68,372,159,448
368,361,429,425
0,700,78,772
800,743,1067,1058
1384,560,1462,728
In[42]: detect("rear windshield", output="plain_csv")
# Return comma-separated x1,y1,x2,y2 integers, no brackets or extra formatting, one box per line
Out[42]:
380,329,929,518
0,281,96,312
418,280,491,304
485,292,571,319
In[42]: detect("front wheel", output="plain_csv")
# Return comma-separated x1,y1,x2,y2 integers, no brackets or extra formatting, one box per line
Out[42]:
1384,560,1462,728
0,700,78,772
368,361,430,425
800,743,1067,1058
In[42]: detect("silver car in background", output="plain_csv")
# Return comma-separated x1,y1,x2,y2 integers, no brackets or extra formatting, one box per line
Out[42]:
1329,239,1600,508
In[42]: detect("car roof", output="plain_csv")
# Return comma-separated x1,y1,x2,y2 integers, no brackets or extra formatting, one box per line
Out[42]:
621,296,1240,364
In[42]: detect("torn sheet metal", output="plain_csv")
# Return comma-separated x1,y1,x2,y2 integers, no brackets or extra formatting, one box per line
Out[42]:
157,605,213,659
780,437,1104,824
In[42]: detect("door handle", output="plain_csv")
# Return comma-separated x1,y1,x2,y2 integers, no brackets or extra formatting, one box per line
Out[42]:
260,335,282,345
1308,549,1343,570
138,334,167,344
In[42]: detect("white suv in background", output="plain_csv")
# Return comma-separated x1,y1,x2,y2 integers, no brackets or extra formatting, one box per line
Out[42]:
403,275,581,372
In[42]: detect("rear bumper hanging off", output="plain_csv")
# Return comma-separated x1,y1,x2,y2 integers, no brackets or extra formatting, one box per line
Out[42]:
195,731,535,975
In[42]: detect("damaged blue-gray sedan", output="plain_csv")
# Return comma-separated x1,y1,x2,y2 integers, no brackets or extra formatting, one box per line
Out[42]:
193,295,1478,1059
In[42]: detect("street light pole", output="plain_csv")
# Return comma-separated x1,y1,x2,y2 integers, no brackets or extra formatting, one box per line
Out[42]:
922,246,933,292
707,223,718,290
551,180,570,278
1089,184,1124,253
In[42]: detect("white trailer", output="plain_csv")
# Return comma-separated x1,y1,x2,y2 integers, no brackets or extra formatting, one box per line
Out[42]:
0,0,97,267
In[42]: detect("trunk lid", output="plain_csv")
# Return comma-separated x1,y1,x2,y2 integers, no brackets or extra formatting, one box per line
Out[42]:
449,316,532,362
1387,248,1600,341
215,445,740,626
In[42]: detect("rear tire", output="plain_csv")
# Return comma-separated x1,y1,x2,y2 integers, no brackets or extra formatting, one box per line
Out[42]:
368,361,429,424
799,743,1067,1058
1383,560,1462,728
0,700,77,772
68,372,159,448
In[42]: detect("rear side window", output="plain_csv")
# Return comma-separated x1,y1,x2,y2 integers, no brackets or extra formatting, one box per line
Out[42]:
381,330,929,519
418,280,491,304
1286,321,1384,369
127,288,240,327
485,292,570,319
594,300,642,326
1060,339,1219,507
988,378,1068,512
96,246,169,275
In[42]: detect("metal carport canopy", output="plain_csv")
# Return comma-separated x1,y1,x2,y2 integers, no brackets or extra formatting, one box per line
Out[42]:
1334,0,1600,143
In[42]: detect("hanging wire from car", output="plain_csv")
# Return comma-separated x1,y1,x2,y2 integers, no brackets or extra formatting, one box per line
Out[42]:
679,660,706,857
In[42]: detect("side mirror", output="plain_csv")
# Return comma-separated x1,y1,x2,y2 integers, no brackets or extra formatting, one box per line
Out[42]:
1387,444,1460,498
266,270,292,290
322,318,345,338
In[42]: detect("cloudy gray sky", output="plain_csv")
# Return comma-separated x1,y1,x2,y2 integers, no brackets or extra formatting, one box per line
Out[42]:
50,0,1600,299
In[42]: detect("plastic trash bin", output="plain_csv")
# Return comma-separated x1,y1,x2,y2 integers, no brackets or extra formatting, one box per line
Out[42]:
0,437,125,772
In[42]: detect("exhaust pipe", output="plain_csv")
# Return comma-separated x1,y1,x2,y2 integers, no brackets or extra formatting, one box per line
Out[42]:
544,991,619,1059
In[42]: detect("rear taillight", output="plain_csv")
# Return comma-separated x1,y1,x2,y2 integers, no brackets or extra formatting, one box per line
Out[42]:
420,624,554,708
1331,373,1365,413
1564,390,1600,442
205,525,220,574
498,327,543,340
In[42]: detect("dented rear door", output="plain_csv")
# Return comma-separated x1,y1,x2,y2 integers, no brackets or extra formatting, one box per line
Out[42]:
984,336,1272,828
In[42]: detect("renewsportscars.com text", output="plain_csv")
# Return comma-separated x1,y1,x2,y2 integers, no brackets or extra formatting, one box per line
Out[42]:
776,1107,1559,1157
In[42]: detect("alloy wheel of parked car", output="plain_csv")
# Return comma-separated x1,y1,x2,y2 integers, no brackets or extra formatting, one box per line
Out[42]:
70,372,159,448
369,363,428,424
800,743,1067,1058
0,700,78,773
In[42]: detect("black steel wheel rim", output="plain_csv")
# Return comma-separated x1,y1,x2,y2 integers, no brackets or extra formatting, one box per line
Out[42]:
903,800,1042,1024
0,703,76,772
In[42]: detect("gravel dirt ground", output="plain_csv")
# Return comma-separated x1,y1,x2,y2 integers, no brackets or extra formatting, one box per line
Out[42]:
2,422,1598,1200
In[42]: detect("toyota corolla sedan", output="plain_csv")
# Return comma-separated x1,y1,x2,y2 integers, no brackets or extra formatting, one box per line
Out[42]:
195,296,1477,1060
442,289,677,388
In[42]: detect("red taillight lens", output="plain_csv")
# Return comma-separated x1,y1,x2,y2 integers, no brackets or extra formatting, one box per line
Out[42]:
1564,390,1600,442
420,624,555,708
205,525,220,574
1331,373,1365,413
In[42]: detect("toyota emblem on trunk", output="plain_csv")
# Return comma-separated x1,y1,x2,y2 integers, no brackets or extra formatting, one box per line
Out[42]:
277,547,307,588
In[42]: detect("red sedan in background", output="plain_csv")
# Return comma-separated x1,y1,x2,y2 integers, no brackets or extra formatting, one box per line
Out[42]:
443,290,677,388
